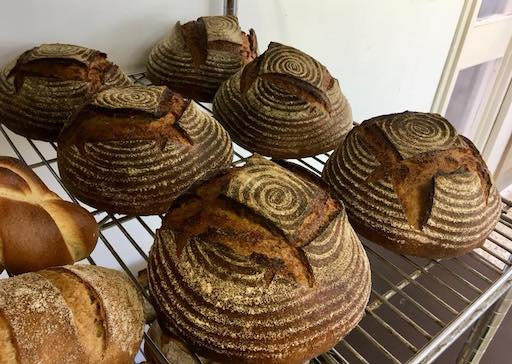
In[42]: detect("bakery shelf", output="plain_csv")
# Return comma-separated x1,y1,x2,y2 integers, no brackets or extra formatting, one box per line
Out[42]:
1,72,511,364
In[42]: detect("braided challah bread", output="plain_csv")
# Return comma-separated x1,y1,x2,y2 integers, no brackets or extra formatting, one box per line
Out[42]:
323,111,502,258
0,156,98,274
147,15,257,102
148,155,371,364
0,265,144,364
0,43,131,141
213,42,353,158
58,85,233,215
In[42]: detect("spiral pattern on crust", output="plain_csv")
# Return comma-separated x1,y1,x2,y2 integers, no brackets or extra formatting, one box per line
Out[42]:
213,43,352,159
323,112,501,258
148,157,371,364
223,159,317,241
0,44,131,141
23,43,101,64
378,112,459,158
146,16,254,102
92,86,168,115
203,16,242,44
58,100,233,215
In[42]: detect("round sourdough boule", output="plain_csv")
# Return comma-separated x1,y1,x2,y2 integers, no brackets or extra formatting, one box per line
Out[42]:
57,85,233,215
0,43,131,141
148,155,371,364
323,111,502,258
212,42,352,159
147,15,257,102
0,265,145,364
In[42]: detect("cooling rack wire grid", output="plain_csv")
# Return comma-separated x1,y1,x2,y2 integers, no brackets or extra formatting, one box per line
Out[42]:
1,73,511,364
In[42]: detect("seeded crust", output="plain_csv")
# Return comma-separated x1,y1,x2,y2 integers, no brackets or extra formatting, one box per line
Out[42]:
148,156,371,364
0,43,131,141
0,265,144,364
323,111,502,258
147,16,258,102
57,85,233,215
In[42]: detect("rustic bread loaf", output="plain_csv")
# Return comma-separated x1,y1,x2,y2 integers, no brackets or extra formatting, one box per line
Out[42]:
0,156,98,274
0,265,144,364
58,85,233,215
323,111,502,258
212,42,352,159
147,15,257,102
148,155,371,364
0,43,131,141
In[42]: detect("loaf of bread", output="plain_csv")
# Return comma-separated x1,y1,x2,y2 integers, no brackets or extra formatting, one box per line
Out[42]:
58,85,233,215
0,43,131,141
0,156,98,274
147,15,257,102
213,42,352,159
323,111,502,258
148,155,371,364
0,264,144,364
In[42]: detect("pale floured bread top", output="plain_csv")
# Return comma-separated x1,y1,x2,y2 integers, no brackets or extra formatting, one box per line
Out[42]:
91,86,172,116
0,265,144,364
65,265,145,359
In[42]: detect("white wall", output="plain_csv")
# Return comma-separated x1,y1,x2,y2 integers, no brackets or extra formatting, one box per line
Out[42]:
238,0,465,121
0,0,463,121
0,0,224,74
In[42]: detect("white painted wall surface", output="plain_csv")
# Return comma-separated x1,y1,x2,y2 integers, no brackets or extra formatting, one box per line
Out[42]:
0,0,463,121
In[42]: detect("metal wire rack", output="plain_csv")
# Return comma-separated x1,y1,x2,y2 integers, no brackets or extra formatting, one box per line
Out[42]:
1,72,512,364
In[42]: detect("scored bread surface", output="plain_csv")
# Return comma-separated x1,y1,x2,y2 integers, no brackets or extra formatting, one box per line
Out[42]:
147,15,257,102
323,111,501,258
213,42,352,159
0,156,98,274
0,43,131,141
0,265,144,364
58,85,233,215
148,156,371,364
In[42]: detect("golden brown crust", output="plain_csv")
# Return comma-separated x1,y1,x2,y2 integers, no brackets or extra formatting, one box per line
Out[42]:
58,85,233,215
0,44,131,141
323,111,502,258
0,156,98,274
212,42,353,159
0,265,144,364
148,156,371,364
147,16,258,102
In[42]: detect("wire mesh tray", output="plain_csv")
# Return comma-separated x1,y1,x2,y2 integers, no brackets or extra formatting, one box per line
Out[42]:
1,73,511,364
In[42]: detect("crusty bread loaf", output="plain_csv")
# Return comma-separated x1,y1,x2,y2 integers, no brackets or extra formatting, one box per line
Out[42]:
212,42,352,159
0,43,131,141
148,155,371,364
323,111,502,258
147,15,257,102
0,156,98,274
58,85,233,215
0,265,144,364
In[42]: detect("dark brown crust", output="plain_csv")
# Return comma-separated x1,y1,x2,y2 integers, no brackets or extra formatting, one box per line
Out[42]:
58,86,233,215
212,42,353,159
322,111,502,258
149,156,371,364
146,16,258,102
0,44,131,142
0,156,98,275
